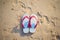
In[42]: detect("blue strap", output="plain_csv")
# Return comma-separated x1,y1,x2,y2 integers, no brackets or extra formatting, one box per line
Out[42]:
24,21,28,28
31,23,35,28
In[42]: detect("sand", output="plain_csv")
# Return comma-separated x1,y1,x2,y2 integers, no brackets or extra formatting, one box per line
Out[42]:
0,0,60,40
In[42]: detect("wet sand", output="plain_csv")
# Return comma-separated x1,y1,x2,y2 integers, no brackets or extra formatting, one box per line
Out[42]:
0,0,60,40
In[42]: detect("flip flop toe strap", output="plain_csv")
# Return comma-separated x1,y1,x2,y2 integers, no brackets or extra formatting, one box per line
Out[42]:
22,16,29,28
30,16,38,28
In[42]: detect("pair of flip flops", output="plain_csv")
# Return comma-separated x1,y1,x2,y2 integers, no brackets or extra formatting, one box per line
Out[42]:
22,14,38,33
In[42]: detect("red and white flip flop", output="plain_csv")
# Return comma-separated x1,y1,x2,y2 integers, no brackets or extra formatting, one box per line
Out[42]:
22,14,29,33
30,14,38,33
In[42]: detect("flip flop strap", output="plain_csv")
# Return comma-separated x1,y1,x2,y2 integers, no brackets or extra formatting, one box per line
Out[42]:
30,16,38,28
22,16,29,20
30,16,37,20
22,16,29,28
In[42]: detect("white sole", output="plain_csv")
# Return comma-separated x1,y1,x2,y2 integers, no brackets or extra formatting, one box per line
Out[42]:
30,14,37,33
30,28,36,33
23,28,29,33
22,14,29,33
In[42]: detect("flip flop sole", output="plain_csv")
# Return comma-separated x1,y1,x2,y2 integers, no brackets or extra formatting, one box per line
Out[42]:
22,14,29,33
30,14,38,33
23,28,29,33
30,28,36,33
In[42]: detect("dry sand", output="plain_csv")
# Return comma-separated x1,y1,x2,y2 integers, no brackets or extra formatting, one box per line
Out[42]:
0,0,60,40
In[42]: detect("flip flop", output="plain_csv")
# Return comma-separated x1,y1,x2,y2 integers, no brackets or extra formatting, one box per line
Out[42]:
30,14,38,33
22,14,29,33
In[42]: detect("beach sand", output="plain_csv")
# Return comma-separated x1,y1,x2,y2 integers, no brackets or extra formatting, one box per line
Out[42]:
0,0,60,40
